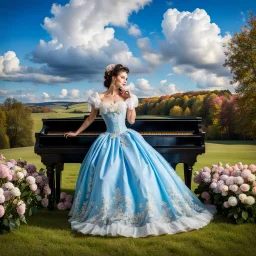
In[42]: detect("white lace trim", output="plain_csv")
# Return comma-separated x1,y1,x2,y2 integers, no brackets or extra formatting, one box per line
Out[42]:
69,207,215,238
87,92,138,112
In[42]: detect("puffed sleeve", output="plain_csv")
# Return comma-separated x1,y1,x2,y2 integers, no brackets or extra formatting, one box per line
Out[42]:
125,94,138,110
87,92,101,112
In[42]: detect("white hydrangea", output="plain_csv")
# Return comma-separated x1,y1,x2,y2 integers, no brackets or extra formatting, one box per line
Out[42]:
228,196,238,207
229,184,238,192
247,174,255,182
16,172,25,179
234,177,244,185
12,166,21,172
11,187,21,197
238,193,247,202
4,182,14,190
222,185,229,192
244,196,255,205
26,176,36,185
0,188,3,195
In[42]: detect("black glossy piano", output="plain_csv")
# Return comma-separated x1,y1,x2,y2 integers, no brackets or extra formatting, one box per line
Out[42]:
34,116,205,209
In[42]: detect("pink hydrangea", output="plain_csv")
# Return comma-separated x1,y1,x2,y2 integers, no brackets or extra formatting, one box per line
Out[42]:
0,164,9,178
223,201,230,208
249,164,256,173
0,205,5,218
240,184,250,192
201,191,210,200
57,202,67,210
30,184,37,191
0,194,5,203
210,183,217,189
241,169,251,179
64,201,72,209
253,181,256,187
8,159,17,165
17,203,26,215
41,198,49,208
251,187,256,195
65,195,73,202
26,176,36,185
60,192,67,200
44,185,51,195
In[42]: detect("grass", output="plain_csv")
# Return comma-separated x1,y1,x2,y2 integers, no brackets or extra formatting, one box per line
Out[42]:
0,141,256,256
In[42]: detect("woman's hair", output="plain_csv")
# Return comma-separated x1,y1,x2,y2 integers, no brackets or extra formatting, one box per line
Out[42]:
104,64,129,88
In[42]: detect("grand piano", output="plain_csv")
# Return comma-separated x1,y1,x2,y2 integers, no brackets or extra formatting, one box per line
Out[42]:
34,116,205,209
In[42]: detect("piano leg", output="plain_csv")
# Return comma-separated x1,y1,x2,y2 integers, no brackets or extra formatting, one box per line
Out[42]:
46,164,55,210
55,163,64,203
184,163,192,190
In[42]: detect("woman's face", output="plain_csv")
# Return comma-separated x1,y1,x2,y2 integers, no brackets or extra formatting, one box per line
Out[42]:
113,71,128,89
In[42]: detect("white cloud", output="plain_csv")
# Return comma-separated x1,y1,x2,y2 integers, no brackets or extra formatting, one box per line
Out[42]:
125,78,181,97
138,8,232,89
160,79,167,86
128,24,142,37
166,1,173,6
137,37,163,66
59,89,68,98
43,92,50,98
28,0,152,81
0,51,69,84
166,72,174,76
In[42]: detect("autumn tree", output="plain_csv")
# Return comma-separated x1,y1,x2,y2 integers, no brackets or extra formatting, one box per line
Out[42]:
0,108,10,149
3,98,34,148
170,106,183,116
224,11,256,139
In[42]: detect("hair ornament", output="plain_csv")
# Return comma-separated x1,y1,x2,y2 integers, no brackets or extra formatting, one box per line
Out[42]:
105,64,115,74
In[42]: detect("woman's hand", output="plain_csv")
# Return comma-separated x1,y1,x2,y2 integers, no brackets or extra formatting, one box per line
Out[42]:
64,132,78,138
119,89,131,99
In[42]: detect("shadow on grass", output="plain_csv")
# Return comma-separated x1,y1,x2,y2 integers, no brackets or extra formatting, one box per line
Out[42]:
206,140,256,145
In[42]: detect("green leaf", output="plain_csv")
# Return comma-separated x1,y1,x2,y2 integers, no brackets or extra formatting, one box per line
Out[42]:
234,213,238,219
242,211,249,220
3,219,9,227
36,195,42,201
15,219,20,227
29,208,33,216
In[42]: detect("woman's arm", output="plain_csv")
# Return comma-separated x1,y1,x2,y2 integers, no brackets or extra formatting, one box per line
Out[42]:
127,108,136,124
75,106,98,135
64,106,98,138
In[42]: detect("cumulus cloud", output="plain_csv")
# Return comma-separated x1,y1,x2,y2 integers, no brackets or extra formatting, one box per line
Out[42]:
139,8,233,89
160,79,167,86
43,92,50,98
0,0,152,84
128,24,142,37
28,0,152,80
0,51,69,84
137,37,163,66
125,78,181,97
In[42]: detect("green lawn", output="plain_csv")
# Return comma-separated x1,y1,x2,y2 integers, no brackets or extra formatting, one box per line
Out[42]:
0,141,256,256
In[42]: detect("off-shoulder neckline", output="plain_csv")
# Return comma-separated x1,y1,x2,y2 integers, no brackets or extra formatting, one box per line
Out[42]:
95,91,128,104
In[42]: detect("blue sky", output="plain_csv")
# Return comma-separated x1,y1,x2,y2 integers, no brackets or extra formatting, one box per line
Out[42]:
0,0,255,103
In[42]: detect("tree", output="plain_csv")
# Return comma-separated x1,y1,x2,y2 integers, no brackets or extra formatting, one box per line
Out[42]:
0,108,10,149
183,107,191,116
223,11,256,139
169,106,183,116
3,98,34,148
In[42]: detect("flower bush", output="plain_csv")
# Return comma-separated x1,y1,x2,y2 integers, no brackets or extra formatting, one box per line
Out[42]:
57,192,73,210
194,162,256,224
0,154,51,233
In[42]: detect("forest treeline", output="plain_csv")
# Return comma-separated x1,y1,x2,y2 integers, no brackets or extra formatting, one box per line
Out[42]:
136,90,249,140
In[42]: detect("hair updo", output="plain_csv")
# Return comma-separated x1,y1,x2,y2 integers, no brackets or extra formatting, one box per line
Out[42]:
104,64,129,89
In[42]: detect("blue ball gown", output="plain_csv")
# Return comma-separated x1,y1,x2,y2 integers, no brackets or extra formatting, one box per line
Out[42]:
68,92,216,238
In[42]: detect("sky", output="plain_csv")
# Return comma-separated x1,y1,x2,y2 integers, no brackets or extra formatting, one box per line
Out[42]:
0,0,255,103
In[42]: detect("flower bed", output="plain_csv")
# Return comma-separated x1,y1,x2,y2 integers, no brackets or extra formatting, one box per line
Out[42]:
0,154,51,233
194,162,256,224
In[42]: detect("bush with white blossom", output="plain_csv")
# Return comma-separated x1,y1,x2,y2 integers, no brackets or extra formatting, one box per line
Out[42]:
194,162,256,224
0,153,51,233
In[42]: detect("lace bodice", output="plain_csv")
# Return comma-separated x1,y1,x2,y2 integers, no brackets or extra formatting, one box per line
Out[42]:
87,92,138,134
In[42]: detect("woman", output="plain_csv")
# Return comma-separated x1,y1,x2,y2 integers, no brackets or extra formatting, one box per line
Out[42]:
64,64,216,238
